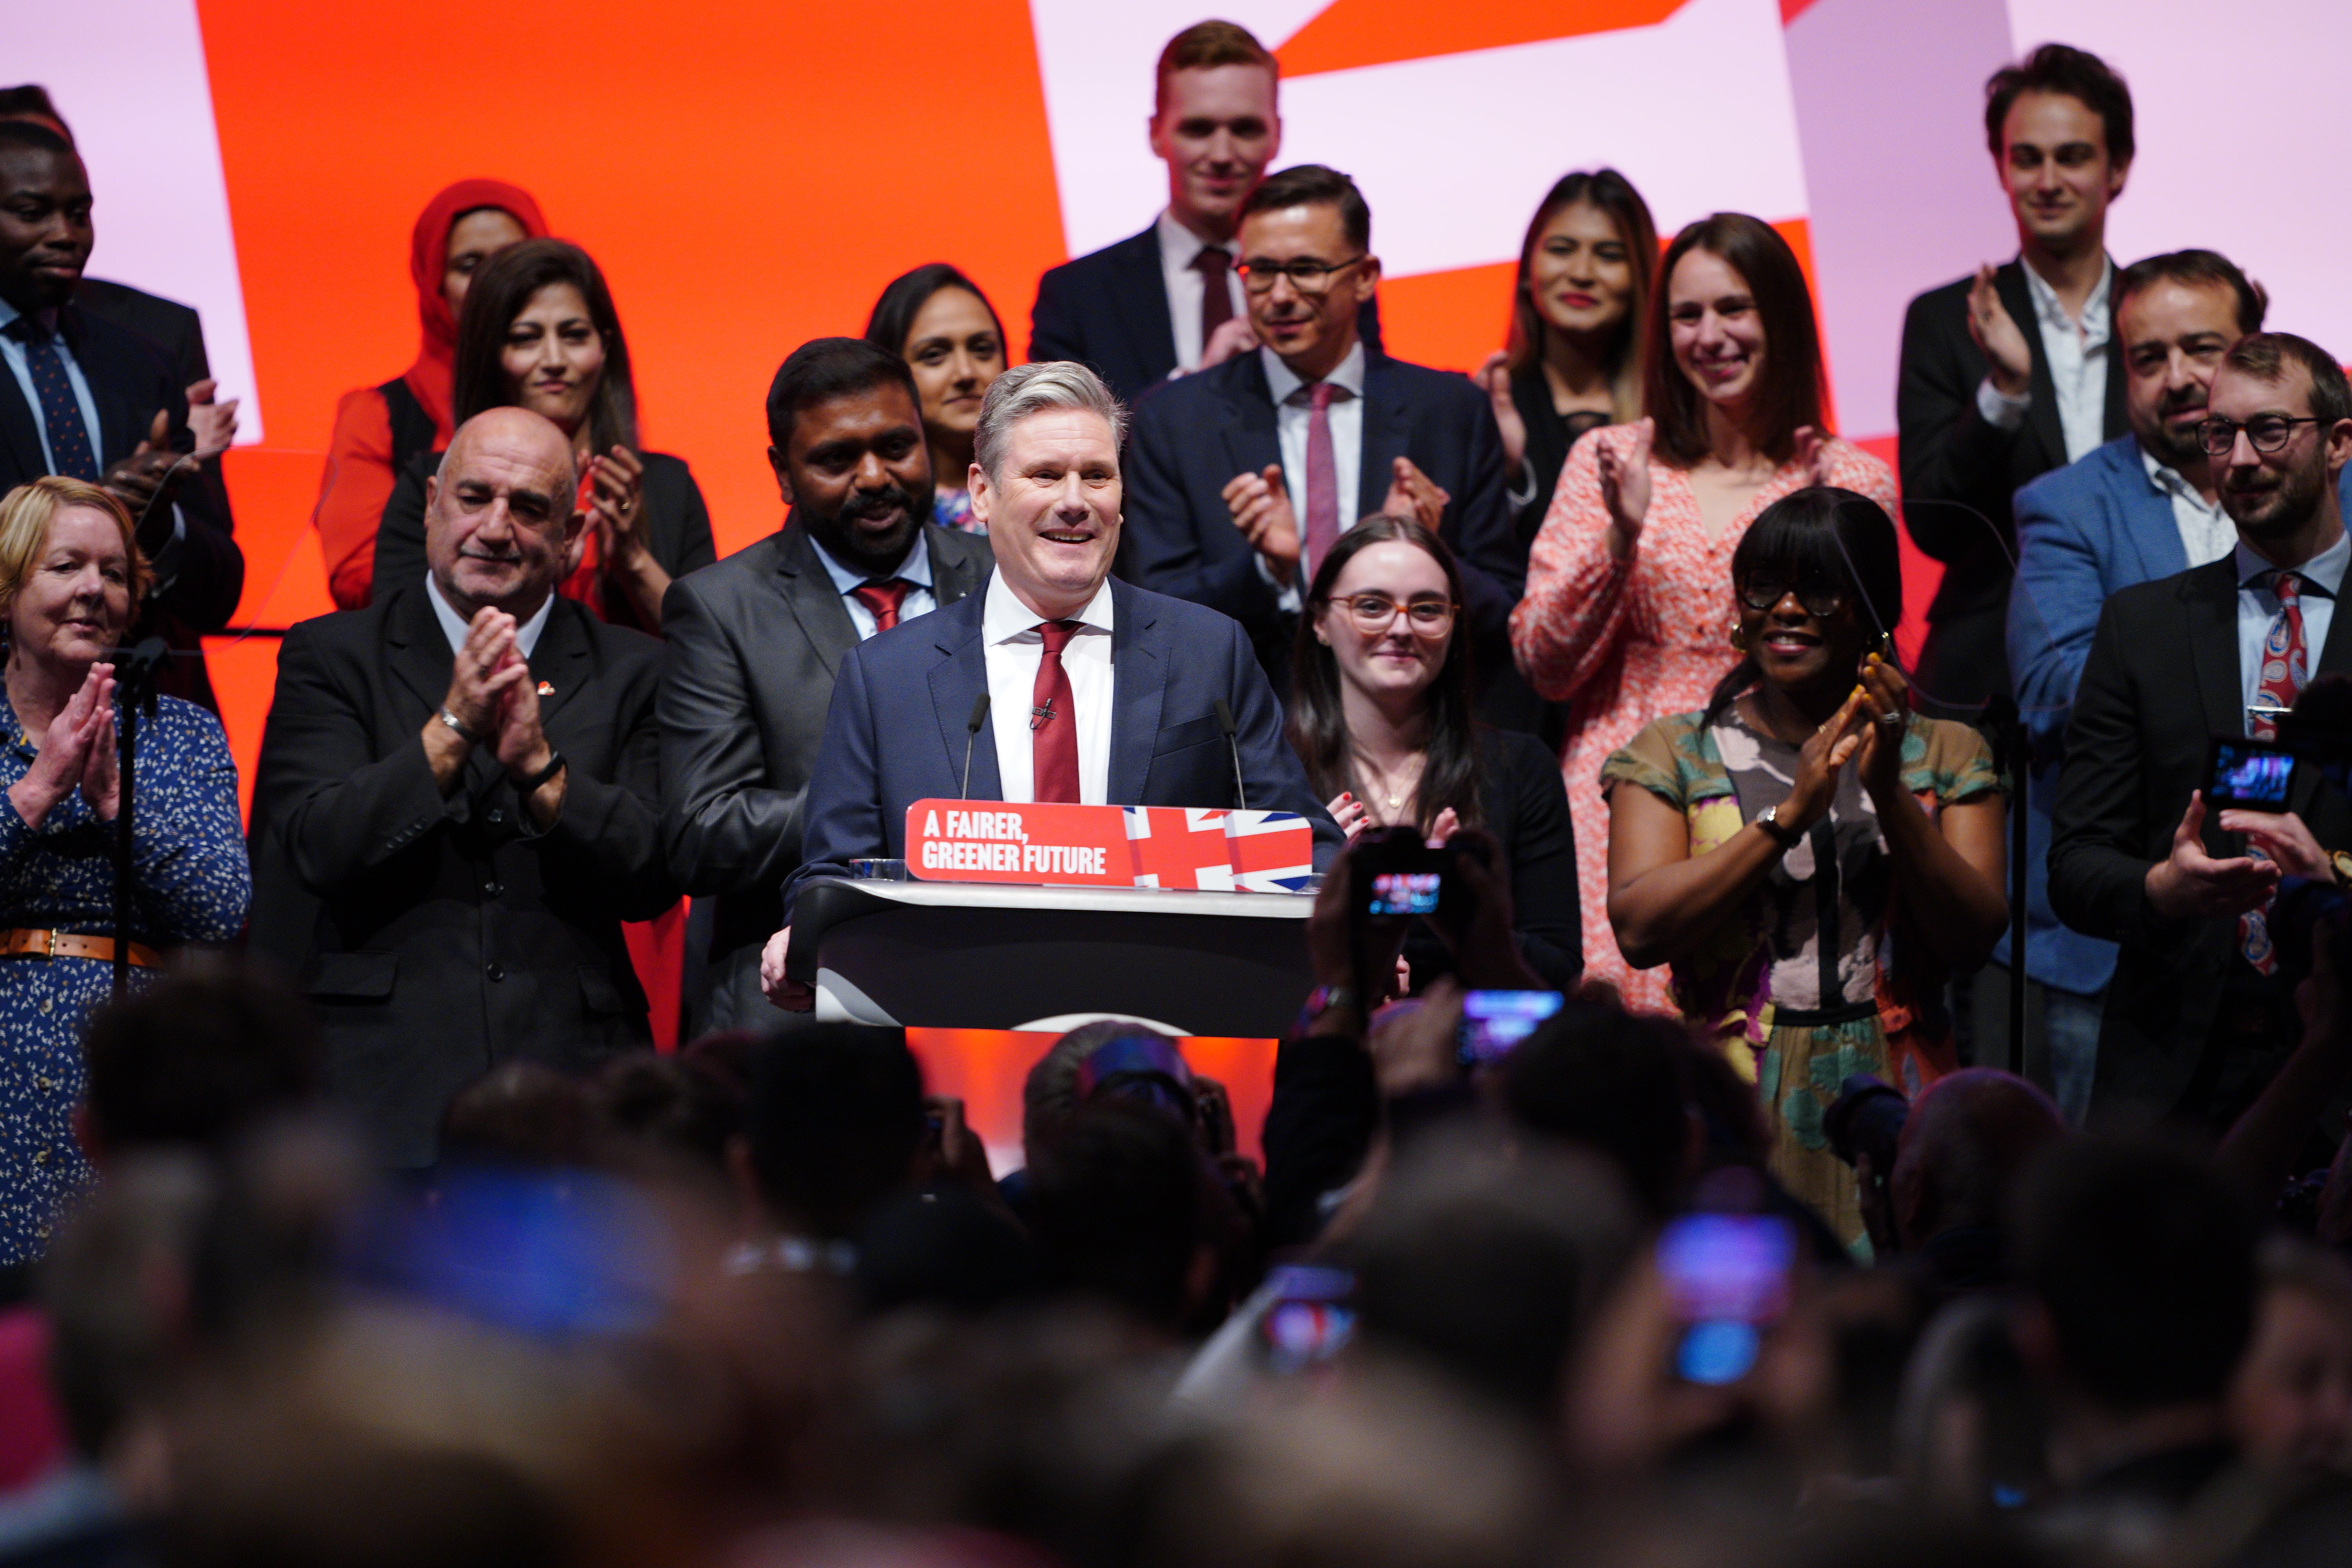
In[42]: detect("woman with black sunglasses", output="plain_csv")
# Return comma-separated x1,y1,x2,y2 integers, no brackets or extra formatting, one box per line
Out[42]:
1287,514,1581,992
1601,488,2008,1245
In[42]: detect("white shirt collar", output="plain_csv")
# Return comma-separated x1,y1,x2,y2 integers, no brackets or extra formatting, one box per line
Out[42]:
2234,530,2352,597
809,528,934,596
2140,443,2210,501
1155,207,1229,269
425,573,554,659
981,568,1115,645
1261,338,1367,407
2020,254,2113,335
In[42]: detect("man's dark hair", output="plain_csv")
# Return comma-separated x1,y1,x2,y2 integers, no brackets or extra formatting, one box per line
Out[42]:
2222,331,2352,428
81,972,321,1154
1349,1131,1639,1421
438,1060,595,1168
1984,43,2134,164
0,86,68,142
0,119,74,161
1499,1000,1691,1219
590,1049,744,1177
746,1024,926,1240
2014,1137,2257,1412
1026,1103,1228,1333
1240,164,1370,253
2113,249,2266,337
765,336,920,452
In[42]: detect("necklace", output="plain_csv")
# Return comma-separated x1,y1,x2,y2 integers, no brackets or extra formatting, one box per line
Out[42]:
1351,747,1424,818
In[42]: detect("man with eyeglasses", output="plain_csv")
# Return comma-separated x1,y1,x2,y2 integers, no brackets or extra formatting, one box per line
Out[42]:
2050,332,2352,1132
1122,164,1521,712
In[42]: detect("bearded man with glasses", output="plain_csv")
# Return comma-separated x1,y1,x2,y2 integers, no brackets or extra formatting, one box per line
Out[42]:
2051,331,2352,1130
1122,165,1526,719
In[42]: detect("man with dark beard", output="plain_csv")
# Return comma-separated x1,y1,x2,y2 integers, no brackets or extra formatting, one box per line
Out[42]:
660,338,993,1031
2052,332,2352,1130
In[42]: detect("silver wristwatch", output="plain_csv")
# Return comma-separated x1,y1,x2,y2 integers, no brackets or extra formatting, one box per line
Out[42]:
1755,804,1802,849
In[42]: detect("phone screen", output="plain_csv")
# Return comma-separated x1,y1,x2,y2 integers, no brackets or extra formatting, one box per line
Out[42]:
1457,990,1564,1066
1657,1214,1797,1386
1368,870,1442,916
2208,736,2294,809
1258,1264,1356,1374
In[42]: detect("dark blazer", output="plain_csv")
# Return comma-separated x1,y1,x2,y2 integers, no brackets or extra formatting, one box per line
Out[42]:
0,300,242,709
660,522,995,1030
372,448,716,634
783,575,1342,918
2048,556,2352,1125
1028,223,1383,404
246,584,675,1167
1896,259,2124,713
1120,348,1523,708
1398,728,1582,992
73,277,208,390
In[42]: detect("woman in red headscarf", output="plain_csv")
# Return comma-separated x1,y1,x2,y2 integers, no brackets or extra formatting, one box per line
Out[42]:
309,180,548,610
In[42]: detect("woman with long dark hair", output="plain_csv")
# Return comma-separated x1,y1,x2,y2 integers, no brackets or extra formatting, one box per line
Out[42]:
1512,214,1897,1009
1602,488,2005,1243
865,264,1007,533
371,239,716,633
1289,514,1579,991
1474,169,1659,549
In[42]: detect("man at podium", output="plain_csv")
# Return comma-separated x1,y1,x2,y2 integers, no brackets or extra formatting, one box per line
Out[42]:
769,361,1338,990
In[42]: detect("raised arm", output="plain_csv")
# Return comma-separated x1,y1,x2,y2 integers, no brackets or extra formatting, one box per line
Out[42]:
1510,426,1640,702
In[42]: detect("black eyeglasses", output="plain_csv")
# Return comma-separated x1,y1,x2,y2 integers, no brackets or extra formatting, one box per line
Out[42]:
1737,579,1847,616
1236,255,1368,295
2198,414,2324,457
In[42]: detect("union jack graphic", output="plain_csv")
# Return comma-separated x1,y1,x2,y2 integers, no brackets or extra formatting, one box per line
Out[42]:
1122,807,1314,893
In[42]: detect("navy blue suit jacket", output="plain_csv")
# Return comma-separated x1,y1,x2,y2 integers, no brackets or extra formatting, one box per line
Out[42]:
1028,224,1381,405
784,575,1340,919
1120,347,1519,702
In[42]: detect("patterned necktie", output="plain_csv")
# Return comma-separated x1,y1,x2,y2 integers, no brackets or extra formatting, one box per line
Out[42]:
1192,245,1234,355
850,578,910,634
4,314,99,481
2241,569,2310,972
1030,620,1081,804
1296,380,1345,576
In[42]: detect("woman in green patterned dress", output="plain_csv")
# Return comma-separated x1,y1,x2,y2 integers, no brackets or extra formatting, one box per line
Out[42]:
1601,488,2008,1247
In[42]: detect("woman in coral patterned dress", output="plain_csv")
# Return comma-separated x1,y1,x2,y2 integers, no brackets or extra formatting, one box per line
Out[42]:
1511,214,1896,1010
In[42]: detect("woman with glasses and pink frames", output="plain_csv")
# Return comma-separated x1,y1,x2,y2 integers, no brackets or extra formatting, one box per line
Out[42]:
1286,514,1582,993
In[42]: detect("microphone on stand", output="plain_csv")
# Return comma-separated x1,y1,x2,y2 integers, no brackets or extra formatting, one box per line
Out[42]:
1213,698,1249,811
960,693,991,799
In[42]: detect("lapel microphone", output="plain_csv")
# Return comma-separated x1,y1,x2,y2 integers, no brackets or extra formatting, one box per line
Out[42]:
960,692,991,799
1213,697,1249,810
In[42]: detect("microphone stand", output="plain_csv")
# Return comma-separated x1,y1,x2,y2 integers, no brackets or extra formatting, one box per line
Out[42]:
105,639,169,1002
1983,694,2030,1078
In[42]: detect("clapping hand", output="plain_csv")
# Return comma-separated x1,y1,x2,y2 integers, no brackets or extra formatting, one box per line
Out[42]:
185,379,241,461
1780,687,1869,835
1474,350,1528,471
1966,263,2033,398
1852,652,1911,802
7,662,116,829
1382,457,1449,533
1793,424,1835,491
1223,464,1302,582
586,445,648,568
1199,316,1258,370
101,409,191,524
1597,418,1654,555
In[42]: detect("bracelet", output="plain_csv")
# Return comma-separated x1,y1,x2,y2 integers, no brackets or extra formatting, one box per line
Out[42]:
437,706,484,745
1297,984,1360,1033
517,751,566,797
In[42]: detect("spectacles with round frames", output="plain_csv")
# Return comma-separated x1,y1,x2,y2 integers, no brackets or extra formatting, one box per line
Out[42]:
1237,255,1369,296
2198,414,2326,457
1328,593,1457,632
1737,578,1848,617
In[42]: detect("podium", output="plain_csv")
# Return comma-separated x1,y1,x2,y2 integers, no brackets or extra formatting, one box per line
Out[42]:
787,876,1314,1037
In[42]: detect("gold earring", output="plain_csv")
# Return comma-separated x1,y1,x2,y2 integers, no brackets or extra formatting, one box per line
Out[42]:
1729,622,1748,653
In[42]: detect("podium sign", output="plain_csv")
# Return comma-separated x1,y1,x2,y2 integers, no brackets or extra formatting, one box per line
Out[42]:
906,800,1314,893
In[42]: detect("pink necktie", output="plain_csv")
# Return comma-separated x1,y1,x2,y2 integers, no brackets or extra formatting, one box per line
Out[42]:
1300,381,1341,575
2242,571,2310,973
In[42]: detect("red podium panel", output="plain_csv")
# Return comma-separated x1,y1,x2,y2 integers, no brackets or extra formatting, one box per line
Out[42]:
906,799,1314,893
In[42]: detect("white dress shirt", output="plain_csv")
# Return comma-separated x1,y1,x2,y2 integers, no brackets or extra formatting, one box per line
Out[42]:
425,572,553,659
1156,209,1249,374
2235,532,2349,719
982,570,1115,804
2140,446,2235,570
1260,340,1367,610
810,529,937,640
1975,256,2113,465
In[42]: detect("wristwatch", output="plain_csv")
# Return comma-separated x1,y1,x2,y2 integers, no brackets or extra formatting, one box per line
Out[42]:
1298,984,1361,1030
2330,850,2352,892
1755,804,1802,850
437,706,484,744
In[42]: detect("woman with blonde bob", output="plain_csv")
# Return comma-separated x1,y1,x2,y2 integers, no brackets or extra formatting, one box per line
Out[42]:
0,477,249,1264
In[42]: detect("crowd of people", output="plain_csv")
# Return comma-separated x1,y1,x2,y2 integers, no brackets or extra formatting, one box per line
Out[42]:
1,20,2352,1567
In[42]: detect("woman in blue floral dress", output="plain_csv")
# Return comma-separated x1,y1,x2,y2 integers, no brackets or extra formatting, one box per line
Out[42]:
0,478,249,1262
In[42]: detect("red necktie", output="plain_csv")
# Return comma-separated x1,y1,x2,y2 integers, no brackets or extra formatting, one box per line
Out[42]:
850,578,909,634
2241,572,2311,972
1192,246,1234,356
1299,381,1341,576
1031,621,1081,804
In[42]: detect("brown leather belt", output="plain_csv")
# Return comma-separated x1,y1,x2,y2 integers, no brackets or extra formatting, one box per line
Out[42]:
0,929,161,967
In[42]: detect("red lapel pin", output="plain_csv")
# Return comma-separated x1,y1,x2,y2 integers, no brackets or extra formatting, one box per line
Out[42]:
537,681,555,697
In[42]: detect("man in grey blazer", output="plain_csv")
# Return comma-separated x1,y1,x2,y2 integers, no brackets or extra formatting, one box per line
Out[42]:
660,339,993,1031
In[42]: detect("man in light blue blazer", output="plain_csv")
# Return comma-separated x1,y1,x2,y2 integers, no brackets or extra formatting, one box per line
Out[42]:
767,361,1339,1002
2004,249,2352,1118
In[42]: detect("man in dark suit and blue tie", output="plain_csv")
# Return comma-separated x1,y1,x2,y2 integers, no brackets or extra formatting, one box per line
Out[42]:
0,121,241,710
1119,164,1520,711
1027,21,1377,403
763,360,1337,1005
